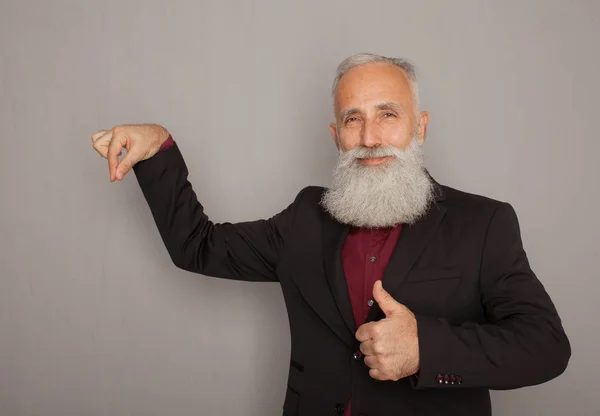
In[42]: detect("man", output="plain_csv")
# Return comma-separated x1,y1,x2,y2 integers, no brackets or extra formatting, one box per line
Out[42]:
91,53,570,415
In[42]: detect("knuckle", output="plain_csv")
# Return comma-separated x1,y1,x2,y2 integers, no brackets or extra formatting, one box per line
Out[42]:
379,356,389,368
108,139,121,152
371,325,382,338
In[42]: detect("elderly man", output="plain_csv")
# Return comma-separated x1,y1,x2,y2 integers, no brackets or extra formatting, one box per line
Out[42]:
91,53,570,416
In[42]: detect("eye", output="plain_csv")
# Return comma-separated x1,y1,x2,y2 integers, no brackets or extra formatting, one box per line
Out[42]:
383,112,396,118
345,117,359,124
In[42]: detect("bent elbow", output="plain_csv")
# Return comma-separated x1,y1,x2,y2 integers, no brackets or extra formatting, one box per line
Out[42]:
549,332,571,379
532,327,571,385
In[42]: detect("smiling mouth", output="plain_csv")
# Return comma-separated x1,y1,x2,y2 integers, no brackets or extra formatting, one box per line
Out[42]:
359,156,392,166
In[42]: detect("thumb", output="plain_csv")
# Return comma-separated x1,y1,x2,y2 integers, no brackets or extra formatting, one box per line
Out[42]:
373,280,401,317
115,148,142,180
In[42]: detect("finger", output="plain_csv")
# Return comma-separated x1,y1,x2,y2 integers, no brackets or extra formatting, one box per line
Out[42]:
373,280,401,317
91,130,109,143
115,147,142,180
363,355,378,369
369,368,387,381
107,134,125,181
355,322,376,342
92,131,113,158
359,340,376,356
92,140,108,158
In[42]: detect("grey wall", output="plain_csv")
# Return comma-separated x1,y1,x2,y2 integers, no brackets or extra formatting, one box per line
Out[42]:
1,0,598,415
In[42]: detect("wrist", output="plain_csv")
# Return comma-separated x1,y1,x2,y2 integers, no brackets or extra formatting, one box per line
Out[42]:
158,133,174,152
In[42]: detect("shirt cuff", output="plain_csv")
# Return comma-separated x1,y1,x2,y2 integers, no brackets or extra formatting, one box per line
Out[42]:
158,134,174,152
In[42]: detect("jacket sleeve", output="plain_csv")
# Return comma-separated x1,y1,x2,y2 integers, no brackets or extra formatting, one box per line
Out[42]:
132,142,304,282
411,202,571,390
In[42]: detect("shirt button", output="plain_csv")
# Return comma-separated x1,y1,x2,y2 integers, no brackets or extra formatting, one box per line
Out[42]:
367,299,374,307
369,256,377,262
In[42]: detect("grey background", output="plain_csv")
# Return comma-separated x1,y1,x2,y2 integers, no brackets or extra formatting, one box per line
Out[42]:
1,0,598,415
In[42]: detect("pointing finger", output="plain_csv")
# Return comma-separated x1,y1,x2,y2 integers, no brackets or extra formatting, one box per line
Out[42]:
107,134,125,181
115,147,142,180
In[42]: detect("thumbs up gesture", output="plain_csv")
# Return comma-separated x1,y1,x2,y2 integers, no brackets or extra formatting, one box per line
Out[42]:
355,280,420,381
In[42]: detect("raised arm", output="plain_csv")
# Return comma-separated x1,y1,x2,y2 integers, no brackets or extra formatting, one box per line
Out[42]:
91,124,303,282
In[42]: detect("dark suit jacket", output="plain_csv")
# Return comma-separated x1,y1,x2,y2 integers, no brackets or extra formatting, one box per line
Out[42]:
132,143,570,416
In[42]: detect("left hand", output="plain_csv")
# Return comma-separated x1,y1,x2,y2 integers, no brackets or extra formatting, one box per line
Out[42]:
355,280,420,381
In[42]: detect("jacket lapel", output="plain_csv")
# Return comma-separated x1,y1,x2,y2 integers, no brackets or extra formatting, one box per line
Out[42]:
321,215,356,336
288,209,356,349
365,182,447,323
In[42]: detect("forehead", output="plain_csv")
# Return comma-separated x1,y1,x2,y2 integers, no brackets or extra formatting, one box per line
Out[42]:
335,62,414,113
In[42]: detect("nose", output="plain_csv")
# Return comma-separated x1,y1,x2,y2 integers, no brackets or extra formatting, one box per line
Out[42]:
360,119,382,148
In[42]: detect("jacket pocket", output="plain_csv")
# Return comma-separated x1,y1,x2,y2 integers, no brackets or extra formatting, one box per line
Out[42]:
284,359,303,415
405,266,461,283
399,267,462,316
283,385,300,415
290,359,304,372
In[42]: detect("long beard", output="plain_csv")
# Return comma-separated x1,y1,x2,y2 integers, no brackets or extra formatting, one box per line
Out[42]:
320,139,434,228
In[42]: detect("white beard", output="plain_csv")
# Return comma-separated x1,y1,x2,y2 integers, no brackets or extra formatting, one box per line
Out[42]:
320,139,434,228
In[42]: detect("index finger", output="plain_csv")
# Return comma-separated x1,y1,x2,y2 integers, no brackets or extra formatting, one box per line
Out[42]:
355,322,377,342
107,134,125,181
359,339,376,356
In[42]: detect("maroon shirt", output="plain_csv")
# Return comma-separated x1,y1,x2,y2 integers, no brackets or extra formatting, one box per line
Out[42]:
342,227,403,328
158,136,404,416
159,134,175,151
341,226,403,416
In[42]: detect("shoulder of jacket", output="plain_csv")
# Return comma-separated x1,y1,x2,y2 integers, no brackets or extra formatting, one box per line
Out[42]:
439,184,515,221
294,185,327,204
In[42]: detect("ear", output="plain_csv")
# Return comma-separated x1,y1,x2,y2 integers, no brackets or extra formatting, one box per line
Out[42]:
417,111,430,146
329,123,340,150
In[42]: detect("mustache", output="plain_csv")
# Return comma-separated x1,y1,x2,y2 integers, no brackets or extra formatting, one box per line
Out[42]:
342,146,404,160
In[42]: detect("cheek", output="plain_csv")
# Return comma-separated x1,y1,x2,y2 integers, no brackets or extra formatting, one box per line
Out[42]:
382,123,413,148
338,128,361,150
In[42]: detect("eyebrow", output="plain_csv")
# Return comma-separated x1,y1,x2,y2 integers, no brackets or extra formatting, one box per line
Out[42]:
340,108,361,121
376,102,404,113
339,102,405,121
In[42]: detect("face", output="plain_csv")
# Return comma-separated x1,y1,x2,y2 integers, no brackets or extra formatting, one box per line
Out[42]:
329,62,429,165
321,62,435,228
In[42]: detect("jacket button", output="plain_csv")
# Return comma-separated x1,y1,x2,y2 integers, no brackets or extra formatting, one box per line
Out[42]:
443,374,450,384
450,375,457,384
353,351,363,360
456,375,463,385
436,374,444,384
334,402,345,413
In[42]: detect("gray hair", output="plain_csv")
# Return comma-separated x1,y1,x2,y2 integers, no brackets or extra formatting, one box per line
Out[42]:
332,53,420,113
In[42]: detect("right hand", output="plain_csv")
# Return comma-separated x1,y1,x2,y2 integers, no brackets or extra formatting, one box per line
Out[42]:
91,124,170,181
